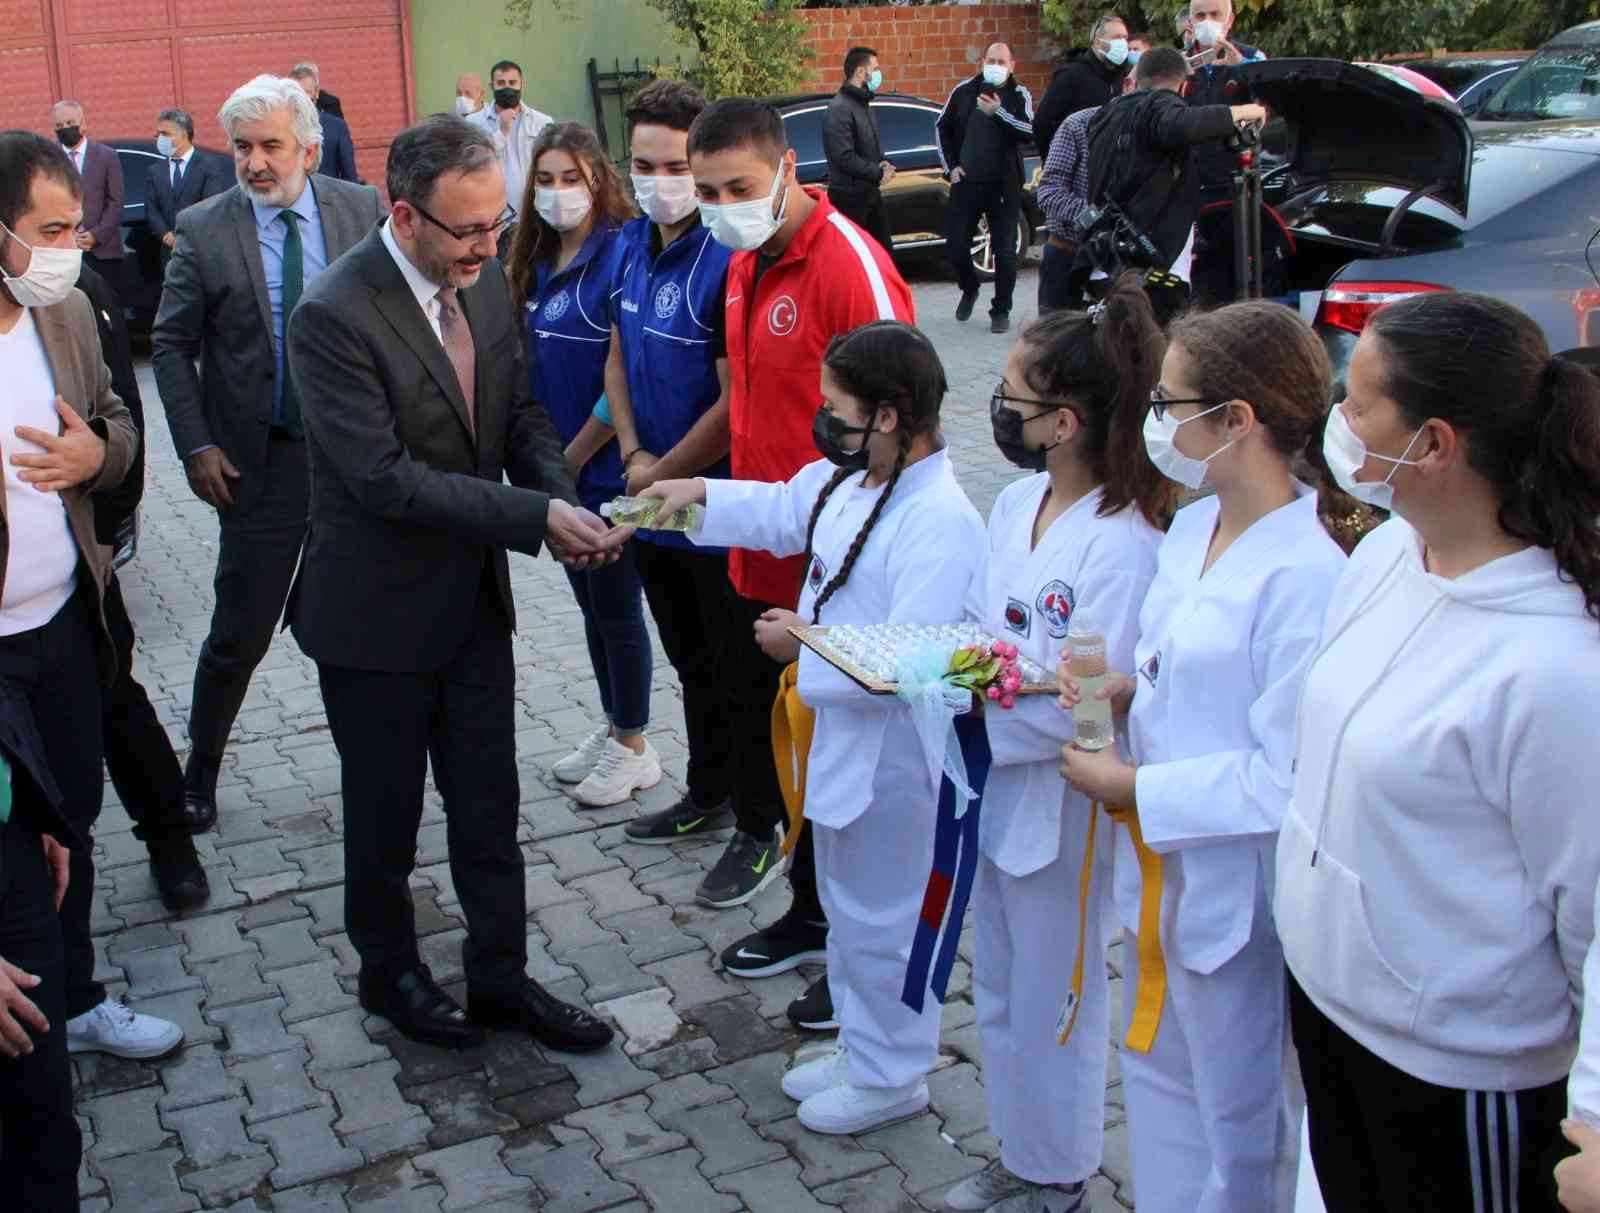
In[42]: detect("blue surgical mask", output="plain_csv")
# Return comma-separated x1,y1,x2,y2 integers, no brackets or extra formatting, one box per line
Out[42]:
982,64,1009,87
1104,38,1130,66
867,68,884,92
156,134,176,158
1128,49,1144,65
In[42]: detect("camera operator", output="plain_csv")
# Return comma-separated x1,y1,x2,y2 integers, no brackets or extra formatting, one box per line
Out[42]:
1077,47,1262,287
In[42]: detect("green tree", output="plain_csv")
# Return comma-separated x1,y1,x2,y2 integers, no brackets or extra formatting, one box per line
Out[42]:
646,0,813,100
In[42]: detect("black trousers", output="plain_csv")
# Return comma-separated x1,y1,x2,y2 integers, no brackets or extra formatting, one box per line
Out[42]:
102,574,188,846
633,541,734,811
828,187,894,253
190,434,308,759
87,254,124,300
1037,239,1081,313
0,814,81,1211
1289,973,1569,1213
0,588,106,1020
318,575,526,995
945,176,1022,316
721,591,821,919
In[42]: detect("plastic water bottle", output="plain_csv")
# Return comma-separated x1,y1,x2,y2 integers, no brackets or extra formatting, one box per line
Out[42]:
600,496,705,531
1067,612,1113,751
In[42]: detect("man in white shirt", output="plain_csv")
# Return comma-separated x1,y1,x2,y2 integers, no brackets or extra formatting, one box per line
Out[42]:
49,100,124,296
455,72,487,119
468,59,553,224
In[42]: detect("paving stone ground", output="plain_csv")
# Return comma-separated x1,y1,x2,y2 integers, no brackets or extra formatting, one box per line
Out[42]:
84,260,1136,1211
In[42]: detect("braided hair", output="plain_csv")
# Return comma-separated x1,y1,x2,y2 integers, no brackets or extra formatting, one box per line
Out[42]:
799,320,948,623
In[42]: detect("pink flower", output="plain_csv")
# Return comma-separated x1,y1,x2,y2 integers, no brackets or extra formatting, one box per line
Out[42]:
999,693,1016,709
986,685,1002,701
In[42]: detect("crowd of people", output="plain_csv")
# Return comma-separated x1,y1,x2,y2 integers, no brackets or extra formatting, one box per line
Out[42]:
3,4,1600,1212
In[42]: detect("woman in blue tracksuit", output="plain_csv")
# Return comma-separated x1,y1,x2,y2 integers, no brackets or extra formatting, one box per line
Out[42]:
507,123,660,808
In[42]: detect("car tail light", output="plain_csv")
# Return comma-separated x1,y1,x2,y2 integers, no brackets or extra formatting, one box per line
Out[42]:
1575,289,1600,348
1315,281,1451,335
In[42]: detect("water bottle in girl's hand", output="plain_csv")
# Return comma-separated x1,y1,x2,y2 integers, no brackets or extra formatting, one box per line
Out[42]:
600,496,704,531
1067,612,1113,751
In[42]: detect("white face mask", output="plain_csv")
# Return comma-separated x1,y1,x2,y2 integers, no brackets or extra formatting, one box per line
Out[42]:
1322,402,1423,511
534,185,592,232
454,95,480,118
156,134,177,158
632,173,699,226
700,163,789,252
981,63,1009,87
1,223,82,309
1103,38,1130,66
1142,400,1233,490
1194,18,1226,47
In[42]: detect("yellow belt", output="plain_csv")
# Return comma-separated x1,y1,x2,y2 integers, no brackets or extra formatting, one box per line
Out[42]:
1058,801,1167,1054
771,661,815,856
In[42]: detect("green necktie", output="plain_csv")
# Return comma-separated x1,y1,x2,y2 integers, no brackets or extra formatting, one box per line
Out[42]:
279,210,304,437
0,753,11,824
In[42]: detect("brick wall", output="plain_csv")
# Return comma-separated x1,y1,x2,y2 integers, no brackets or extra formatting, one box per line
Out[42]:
797,3,1058,108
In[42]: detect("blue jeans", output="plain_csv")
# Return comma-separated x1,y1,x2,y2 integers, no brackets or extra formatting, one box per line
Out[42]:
565,546,652,735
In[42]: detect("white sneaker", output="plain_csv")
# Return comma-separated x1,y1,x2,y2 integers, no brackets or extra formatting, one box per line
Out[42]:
945,1158,1032,1210
570,738,663,807
553,722,612,783
65,997,183,1059
781,1044,850,1102
798,1077,929,1135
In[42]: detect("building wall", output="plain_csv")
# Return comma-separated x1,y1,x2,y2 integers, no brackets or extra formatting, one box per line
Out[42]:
797,2,1056,108
409,0,684,143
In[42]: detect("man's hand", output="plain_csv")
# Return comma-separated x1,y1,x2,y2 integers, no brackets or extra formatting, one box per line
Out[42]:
42,835,69,911
976,94,1001,117
1558,1120,1600,1212
880,160,897,184
0,956,48,1058
11,398,107,492
949,166,966,184
546,500,631,570
74,230,95,251
184,447,240,510
1218,39,1247,67
162,231,177,250
624,452,661,497
754,609,804,664
1231,103,1267,128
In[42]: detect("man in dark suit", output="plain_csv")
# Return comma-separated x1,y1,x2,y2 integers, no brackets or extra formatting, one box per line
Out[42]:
293,60,345,119
290,69,360,183
50,100,124,297
152,75,384,834
147,107,230,270
286,115,624,1052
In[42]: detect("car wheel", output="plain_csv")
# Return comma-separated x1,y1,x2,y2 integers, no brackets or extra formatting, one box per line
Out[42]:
969,216,1027,283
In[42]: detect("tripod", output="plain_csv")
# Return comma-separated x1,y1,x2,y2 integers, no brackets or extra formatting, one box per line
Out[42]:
1229,122,1265,300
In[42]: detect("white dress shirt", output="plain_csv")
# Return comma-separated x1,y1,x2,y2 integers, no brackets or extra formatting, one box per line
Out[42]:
170,148,194,186
379,217,446,344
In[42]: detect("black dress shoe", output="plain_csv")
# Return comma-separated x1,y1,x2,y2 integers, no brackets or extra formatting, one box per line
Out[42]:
468,980,614,1053
182,753,221,835
148,837,210,914
359,965,484,1049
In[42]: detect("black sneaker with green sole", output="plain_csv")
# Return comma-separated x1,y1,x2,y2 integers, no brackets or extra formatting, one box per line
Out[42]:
625,796,735,845
695,829,784,908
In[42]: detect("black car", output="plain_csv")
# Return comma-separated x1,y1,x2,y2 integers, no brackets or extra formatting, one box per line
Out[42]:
776,93,1048,281
1231,59,1599,384
1404,54,1529,115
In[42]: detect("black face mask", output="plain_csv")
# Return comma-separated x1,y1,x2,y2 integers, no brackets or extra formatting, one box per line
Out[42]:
813,407,875,470
991,387,1062,472
56,126,81,148
493,87,522,110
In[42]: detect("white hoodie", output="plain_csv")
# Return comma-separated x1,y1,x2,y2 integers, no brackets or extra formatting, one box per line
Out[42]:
1277,517,1600,1092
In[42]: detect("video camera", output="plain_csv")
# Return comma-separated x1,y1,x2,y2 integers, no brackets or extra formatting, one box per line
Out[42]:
1073,201,1163,278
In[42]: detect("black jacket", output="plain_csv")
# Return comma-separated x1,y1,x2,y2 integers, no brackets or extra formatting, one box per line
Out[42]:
285,234,578,673
315,89,345,120
1184,43,1261,192
936,73,1035,187
1034,48,1128,158
317,112,361,184
1086,87,1236,268
823,83,885,199
146,149,232,259
76,264,143,544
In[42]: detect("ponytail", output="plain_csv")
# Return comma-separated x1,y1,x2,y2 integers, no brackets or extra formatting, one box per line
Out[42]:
1368,292,1600,627
1018,272,1177,529
1505,357,1600,623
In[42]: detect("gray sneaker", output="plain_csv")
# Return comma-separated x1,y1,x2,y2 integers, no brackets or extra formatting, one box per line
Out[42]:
946,1159,1029,1211
695,829,784,908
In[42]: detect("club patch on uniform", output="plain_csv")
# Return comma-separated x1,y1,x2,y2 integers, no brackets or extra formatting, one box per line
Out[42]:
1003,598,1031,637
768,295,799,336
654,281,681,319
1140,651,1161,687
1036,581,1075,638
543,289,571,321
807,554,828,592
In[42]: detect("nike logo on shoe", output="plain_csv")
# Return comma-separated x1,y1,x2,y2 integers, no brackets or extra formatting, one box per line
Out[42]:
674,817,705,833
751,850,771,876
735,947,770,961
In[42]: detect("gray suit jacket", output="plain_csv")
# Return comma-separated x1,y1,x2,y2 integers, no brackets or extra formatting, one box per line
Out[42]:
150,176,384,514
285,230,577,672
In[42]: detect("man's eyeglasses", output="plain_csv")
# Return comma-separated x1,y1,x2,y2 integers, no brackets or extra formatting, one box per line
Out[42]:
410,201,517,242
1149,385,1224,422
